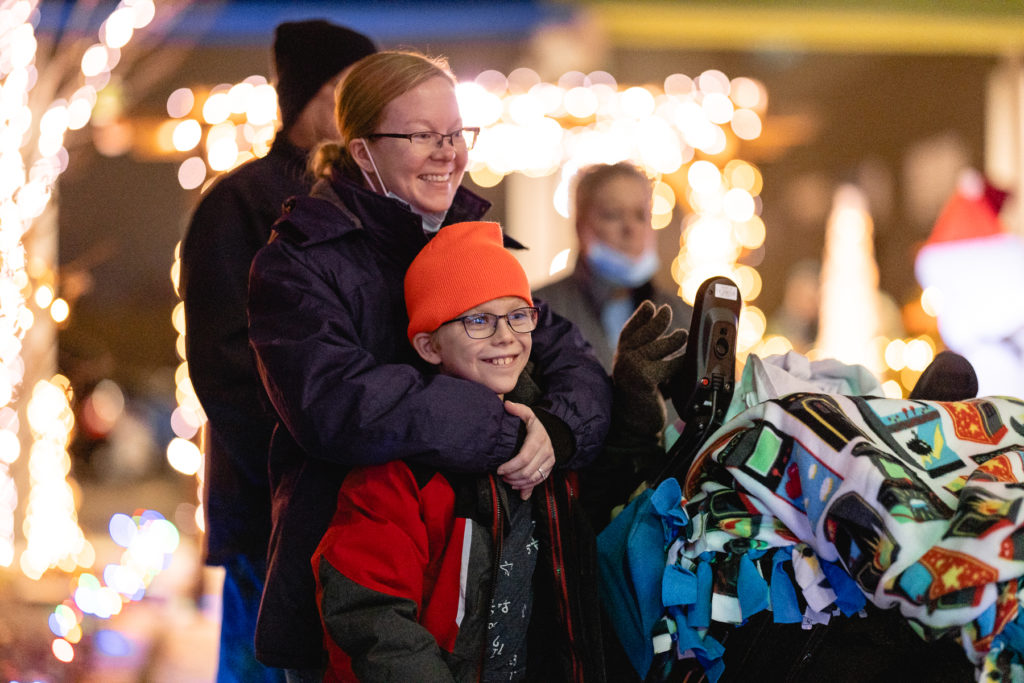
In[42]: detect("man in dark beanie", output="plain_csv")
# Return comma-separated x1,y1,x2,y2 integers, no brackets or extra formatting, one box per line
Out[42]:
273,19,377,140
179,19,375,683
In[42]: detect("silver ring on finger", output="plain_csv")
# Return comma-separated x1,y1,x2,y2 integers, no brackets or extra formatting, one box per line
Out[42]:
537,467,546,479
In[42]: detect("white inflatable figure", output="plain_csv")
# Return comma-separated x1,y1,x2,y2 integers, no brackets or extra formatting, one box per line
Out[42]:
915,169,1024,398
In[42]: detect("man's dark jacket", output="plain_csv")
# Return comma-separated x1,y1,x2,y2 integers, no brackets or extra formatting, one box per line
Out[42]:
180,137,310,564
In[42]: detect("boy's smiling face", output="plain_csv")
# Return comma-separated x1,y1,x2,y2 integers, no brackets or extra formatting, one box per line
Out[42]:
413,296,533,397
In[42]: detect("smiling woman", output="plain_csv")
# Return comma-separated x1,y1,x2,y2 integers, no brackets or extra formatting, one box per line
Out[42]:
353,76,469,220
244,50,612,677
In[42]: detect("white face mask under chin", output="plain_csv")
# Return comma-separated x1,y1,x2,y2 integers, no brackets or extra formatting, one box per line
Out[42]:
359,140,448,234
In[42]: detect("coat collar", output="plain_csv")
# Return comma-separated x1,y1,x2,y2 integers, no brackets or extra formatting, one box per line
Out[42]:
270,167,511,252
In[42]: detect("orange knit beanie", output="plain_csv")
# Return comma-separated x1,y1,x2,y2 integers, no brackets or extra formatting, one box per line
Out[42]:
405,221,533,342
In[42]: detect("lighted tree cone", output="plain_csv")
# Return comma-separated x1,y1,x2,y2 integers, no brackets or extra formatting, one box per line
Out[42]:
815,184,882,370
915,169,1024,398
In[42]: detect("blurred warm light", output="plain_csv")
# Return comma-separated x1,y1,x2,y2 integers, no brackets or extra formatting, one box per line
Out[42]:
172,119,201,152
752,334,794,358
170,406,201,440
697,69,730,94
49,298,69,323
0,3,153,607
227,82,253,114
885,338,906,370
731,109,763,140
455,68,765,318
702,92,734,125
22,377,86,580
34,284,54,309
730,77,766,109
725,159,763,194
688,160,722,194
665,73,694,95
82,379,125,437
129,1,156,28
816,185,881,370
900,366,923,390
178,157,206,190
161,75,283,189
549,248,571,277
921,286,942,317
80,45,109,78
734,264,763,301
171,301,186,334
246,84,278,126
169,241,207,555
67,86,97,130
167,437,202,476
620,86,656,118
882,380,904,399
737,306,767,353
202,90,231,125
469,166,503,188
49,603,77,638
723,188,755,222
102,8,135,49
52,637,74,663
166,87,195,118
904,337,935,372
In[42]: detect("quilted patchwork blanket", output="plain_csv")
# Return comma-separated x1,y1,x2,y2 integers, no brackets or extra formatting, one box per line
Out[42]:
601,392,1024,682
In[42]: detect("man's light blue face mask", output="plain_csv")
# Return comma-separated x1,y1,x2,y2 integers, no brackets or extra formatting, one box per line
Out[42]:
585,240,659,288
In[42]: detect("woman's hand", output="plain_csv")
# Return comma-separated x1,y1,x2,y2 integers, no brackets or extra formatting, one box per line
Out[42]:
497,400,556,500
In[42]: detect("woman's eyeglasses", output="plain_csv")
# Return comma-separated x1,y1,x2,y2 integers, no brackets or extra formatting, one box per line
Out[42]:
368,127,480,151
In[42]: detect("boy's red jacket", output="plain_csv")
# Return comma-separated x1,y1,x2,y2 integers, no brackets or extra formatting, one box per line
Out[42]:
313,460,605,682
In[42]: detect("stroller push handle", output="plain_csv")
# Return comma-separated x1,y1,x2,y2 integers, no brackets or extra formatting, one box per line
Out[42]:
653,276,742,487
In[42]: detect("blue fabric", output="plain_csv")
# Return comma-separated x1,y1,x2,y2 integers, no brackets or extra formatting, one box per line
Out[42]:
650,477,689,540
819,559,866,616
598,486,666,678
977,602,996,638
218,555,285,683
598,479,700,679
690,557,713,629
737,552,770,618
999,621,1024,655
770,548,802,623
663,564,696,609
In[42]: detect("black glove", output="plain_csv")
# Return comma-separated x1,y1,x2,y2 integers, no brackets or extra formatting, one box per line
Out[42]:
611,300,688,438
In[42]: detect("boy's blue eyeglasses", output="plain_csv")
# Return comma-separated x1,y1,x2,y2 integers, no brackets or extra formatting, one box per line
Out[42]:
440,307,539,339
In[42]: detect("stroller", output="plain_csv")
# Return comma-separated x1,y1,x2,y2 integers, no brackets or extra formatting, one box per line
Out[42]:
597,276,1017,683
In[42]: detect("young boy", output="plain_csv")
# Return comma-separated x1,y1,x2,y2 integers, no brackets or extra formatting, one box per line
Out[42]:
312,221,605,682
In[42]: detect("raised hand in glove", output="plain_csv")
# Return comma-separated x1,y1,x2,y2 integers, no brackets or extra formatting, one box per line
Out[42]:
583,300,688,530
611,299,688,438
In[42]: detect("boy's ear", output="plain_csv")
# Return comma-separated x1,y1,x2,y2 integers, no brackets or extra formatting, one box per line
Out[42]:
411,332,442,366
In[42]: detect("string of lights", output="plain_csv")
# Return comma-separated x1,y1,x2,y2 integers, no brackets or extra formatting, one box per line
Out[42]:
0,0,181,670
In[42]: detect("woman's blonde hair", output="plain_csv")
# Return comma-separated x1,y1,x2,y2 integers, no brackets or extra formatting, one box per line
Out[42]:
310,50,455,181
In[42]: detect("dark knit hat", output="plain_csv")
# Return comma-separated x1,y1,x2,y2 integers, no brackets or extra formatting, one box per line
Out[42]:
272,20,376,131
405,222,533,343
